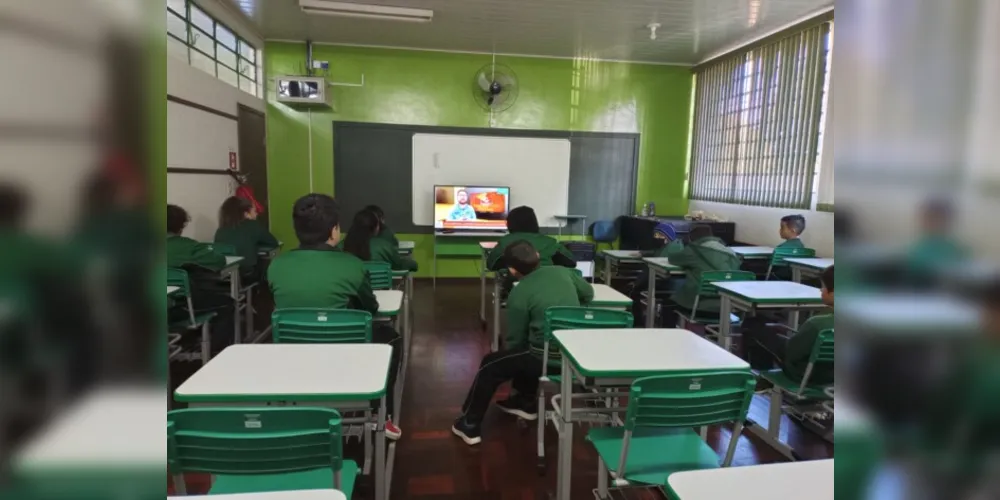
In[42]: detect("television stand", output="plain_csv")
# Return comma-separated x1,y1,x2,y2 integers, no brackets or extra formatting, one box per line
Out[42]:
432,230,507,288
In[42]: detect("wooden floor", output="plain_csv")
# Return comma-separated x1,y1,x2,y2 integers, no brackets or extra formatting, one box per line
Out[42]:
169,279,833,499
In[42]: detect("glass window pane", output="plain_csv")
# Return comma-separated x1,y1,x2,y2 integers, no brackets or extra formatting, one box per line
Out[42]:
167,10,187,40
238,40,255,63
189,28,213,59
217,44,237,69
218,64,238,88
190,49,215,76
189,4,214,37
239,76,255,95
168,36,188,62
167,0,186,17
238,59,255,80
216,24,237,51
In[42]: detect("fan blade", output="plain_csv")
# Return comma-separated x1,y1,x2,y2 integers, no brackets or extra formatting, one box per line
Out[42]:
490,91,507,109
496,72,515,88
477,72,492,92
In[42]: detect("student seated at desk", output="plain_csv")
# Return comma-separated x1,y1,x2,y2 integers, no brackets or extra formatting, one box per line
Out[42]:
214,196,279,282
627,222,679,325
364,204,400,247
166,204,235,355
452,240,594,446
267,194,403,440
743,265,834,385
907,199,968,276
778,214,807,249
659,224,741,327
487,206,576,271
343,209,417,271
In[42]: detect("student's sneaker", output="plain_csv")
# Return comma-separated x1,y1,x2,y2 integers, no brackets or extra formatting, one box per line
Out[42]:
451,417,482,446
385,419,402,441
495,394,538,421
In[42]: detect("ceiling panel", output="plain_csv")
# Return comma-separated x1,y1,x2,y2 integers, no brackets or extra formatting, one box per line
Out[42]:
230,0,832,64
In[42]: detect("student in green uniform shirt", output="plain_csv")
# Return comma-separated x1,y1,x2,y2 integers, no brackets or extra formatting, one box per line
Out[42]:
658,225,742,327
214,196,279,280
363,205,399,247
487,206,576,271
343,209,417,271
166,204,235,354
777,214,807,249
452,240,594,446
907,199,968,276
266,194,403,440
743,265,834,385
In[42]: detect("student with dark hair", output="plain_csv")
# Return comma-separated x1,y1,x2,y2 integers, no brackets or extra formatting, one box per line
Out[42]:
657,224,741,327
452,239,594,445
778,214,807,249
267,194,404,440
214,196,279,278
907,198,968,274
743,265,835,385
343,209,417,271
166,203,235,354
487,206,576,271
363,204,399,247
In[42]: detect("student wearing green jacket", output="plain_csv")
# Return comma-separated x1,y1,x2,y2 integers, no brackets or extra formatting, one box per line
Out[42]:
214,196,279,279
364,205,400,247
166,204,234,354
487,206,576,271
906,199,968,277
452,240,594,446
743,265,834,385
266,194,402,440
659,225,742,327
343,209,417,271
777,214,807,249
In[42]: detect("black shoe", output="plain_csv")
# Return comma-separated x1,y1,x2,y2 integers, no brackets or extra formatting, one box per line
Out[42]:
452,417,482,446
495,394,538,421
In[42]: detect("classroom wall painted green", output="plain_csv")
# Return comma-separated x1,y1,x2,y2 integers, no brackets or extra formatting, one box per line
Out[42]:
264,42,693,277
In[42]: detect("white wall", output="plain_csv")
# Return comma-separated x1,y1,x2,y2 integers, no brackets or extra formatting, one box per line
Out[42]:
688,201,835,257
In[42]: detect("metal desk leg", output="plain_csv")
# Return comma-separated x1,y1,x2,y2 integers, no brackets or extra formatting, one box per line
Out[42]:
792,267,802,283
480,251,487,324
556,357,574,500
788,308,801,331
228,269,242,345
604,257,613,285
645,265,656,328
376,396,387,500
492,276,501,352
719,295,733,351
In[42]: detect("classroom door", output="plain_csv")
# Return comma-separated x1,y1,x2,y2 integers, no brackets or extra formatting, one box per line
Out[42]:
237,104,269,229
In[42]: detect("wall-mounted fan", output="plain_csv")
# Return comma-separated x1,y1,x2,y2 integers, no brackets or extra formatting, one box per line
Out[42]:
472,62,519,113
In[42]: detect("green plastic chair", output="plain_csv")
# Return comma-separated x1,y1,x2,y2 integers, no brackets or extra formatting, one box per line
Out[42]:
364,261,393,290
167,407,358,497
766,247,816,280
586,371,755,496
272,308,373,344
535,307,634,472
676,270,756,329
167,267,217,364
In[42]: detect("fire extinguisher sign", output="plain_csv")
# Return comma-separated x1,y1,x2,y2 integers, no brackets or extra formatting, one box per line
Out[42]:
229,151,238,171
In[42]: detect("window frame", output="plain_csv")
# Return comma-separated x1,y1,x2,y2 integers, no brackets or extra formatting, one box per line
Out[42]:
166,0,259,97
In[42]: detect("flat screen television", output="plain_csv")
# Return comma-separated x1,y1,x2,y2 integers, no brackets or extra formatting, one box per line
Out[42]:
433,185,510,232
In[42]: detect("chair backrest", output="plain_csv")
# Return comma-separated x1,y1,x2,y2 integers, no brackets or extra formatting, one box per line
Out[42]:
563,241,596,262
167,407,346,489
211,242,238,256
767,247,817,279
167,267,197,324
591,220,618,243
692,270,756,312
364,261,393,290
624,371,755,430
272,308,372,343
798,329,835,394
541,307,633,366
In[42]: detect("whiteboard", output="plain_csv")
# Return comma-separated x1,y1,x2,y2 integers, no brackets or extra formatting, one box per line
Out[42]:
411,134,571,227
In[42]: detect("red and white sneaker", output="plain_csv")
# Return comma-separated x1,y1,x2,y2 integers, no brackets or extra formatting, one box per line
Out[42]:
385,419,402,441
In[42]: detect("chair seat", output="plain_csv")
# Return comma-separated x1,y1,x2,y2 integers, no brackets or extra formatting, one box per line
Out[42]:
586,427,721,486
760,369,831,400
169,311,217,330
209,460,359,498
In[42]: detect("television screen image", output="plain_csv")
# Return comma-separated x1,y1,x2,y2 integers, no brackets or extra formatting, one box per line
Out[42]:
434,185,510,231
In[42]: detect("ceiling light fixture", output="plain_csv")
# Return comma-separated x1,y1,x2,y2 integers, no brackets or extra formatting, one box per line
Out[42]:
299,0,433,23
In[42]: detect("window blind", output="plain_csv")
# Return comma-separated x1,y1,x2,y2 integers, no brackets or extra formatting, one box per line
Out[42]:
689,22,832,209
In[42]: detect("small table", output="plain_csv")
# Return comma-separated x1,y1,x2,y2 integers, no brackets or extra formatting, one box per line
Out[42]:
576,261,595,280
731,246,774,260
397,240,415,255
599,250,644,285
590,284,632,310
373,289,403,318
174,344,393,500
785,257,833,283
167,286,180,296
552,329,750,500
481,241,498,326
221,256,245,344
171,491,347,500
554,215,588,237
257,241,283,259
666,459,833,500
642,257,684,328
713,281,825,351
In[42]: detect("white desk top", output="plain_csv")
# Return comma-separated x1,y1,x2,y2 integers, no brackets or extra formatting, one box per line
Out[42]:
591,284,632,305
576,261,594,278
601,250,644,260
714,281,823,303
784,257,834,270
480,241,498,250
643,256,682,272
223,256,244,267
374,289,403,315
553,329,748,378
175,344,392,403
170,492,346,500
167,286,180,295
837,294,981,333
398,240,415,250
15,388,163,471
667,460,833,500
731,246,774,257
